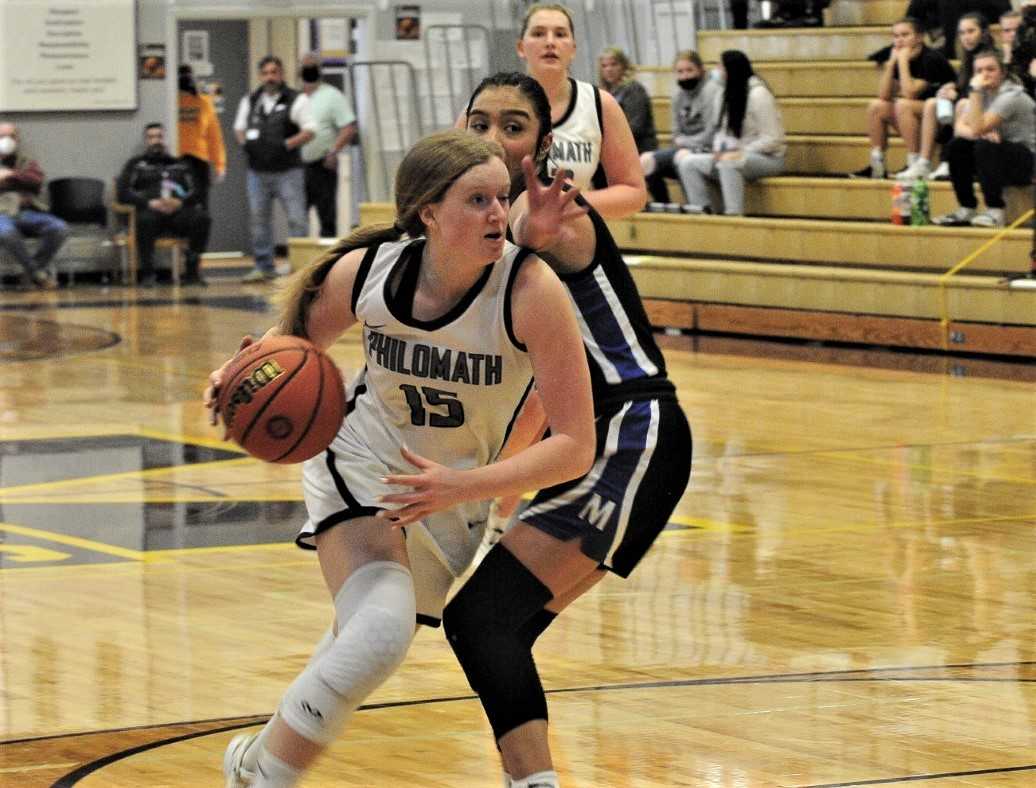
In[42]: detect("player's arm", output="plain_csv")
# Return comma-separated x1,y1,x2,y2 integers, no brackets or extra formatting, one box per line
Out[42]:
582,91,648,219
379,258,595,526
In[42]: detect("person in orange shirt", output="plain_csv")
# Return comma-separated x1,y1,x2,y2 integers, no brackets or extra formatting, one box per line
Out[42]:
177,64,226,210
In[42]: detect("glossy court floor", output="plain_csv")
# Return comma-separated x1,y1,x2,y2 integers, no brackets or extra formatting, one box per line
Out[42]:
0,270,1034,787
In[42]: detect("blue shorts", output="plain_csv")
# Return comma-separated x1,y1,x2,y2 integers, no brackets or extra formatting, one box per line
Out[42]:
519,397,692,577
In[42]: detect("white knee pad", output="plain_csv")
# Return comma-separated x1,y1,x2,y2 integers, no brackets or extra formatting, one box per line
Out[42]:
640,151,657,176
278,561,416,745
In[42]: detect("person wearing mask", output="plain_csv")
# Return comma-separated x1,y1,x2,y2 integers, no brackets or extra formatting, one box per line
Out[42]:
934,49,1036,228
597,47,657,155
850,17,956,179
675,50,786,216
640,49,721,207
0,122,65,290
298,53,357,238
117,123,212,286
177,64,226,210
233,56,316,283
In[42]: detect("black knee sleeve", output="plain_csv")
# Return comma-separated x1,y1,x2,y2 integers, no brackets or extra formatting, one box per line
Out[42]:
443,545,553,740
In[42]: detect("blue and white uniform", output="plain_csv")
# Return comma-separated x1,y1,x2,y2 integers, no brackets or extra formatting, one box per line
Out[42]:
518,203,692,576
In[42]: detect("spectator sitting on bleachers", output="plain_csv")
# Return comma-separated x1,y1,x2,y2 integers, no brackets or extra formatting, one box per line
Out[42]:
933,49,1035,228
117,123,212,286
851,17,956,179
675,50,785,216
897,12,994,181
0,122,65,290
999,9,1021,66
1008,2,1036,96
598,47,658,156
641,49,721,208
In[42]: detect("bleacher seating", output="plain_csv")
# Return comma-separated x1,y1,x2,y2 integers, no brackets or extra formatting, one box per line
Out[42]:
345,11,1035,358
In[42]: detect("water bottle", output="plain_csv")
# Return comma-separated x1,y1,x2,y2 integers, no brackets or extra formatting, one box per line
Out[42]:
936,97,954,125
890,182,911,225
910,178,930,226
160,172,173,200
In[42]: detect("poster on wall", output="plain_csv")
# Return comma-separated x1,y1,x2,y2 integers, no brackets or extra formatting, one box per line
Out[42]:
0,0,137,112
395,5,421,40
139,44,166,80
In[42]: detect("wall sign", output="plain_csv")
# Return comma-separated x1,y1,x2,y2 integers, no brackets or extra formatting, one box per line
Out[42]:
0,0,137,112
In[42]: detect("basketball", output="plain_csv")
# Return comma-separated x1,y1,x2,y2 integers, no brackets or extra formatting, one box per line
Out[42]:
217,335,346,464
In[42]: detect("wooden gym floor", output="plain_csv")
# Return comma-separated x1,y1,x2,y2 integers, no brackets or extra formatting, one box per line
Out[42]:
0,270,1034,787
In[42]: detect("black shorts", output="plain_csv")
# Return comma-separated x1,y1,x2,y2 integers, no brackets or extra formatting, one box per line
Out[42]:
519,397,692,577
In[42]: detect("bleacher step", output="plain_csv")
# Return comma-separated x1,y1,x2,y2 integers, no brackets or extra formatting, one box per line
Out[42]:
653,96,871,135
642,61,884,99
698,27,889,62
825,0,904,27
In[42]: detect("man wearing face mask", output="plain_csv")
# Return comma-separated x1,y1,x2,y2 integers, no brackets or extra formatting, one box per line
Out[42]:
116,123,212,286
640,50,721,208
299,53,357,238
233,55,316,283
0,122,66,289
177,64,226,211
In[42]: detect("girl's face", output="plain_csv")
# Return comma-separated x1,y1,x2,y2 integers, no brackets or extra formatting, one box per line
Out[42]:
674,59,702,81
599,54,624,86
423,157,511,263
958,18,983,51
467,86,546,183
973,55,1004,90
518,10,576,75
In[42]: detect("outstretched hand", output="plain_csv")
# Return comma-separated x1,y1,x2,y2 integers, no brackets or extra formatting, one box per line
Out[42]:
512,155,587,251
203,335,254,430
376,446,470,528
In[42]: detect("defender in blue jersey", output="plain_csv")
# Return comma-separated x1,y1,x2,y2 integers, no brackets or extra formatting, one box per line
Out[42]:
439,72,693,788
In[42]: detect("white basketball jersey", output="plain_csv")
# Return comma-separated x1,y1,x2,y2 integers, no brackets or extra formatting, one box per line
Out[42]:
548,78,603,190
347,237,534,517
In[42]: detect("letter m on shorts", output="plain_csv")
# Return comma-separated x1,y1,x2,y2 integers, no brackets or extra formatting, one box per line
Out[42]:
578,494,616,531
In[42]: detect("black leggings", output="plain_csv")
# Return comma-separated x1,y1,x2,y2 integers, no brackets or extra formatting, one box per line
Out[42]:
945,136,1034,209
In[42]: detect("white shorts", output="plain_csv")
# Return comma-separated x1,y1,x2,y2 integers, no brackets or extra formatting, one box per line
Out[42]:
296,427,489,626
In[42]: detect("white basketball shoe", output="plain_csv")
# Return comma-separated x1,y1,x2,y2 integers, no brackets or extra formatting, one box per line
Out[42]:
223,732,258,788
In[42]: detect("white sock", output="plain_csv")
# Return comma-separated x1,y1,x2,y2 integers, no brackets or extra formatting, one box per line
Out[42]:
251,749,303,788
511,770,559,788
870,147,884,159
907,152,918,166
503,772,513,787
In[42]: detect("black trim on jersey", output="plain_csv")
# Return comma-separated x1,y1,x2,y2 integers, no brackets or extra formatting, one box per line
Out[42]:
554,77,580,128
295,507,383,550
351,244,380,316
503,246,535,351
383,239,494,332
593,83,604,137
497,378,535,459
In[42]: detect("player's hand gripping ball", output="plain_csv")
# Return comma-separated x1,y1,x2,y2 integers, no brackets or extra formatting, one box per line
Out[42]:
216,335,345,463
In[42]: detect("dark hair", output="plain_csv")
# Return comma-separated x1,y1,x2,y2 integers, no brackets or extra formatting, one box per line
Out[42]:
145,122,164,133
719,50,755,139
971,47,1005,73
957,13,994,91
466,71,553,166
894,16,924,35
277,130,503,337
258,55,283,71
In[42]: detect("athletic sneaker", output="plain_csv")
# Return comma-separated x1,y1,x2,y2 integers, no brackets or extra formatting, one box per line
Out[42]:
896,159,931,181
242,269,275,283
932,206,976,226
970,208,1005,228
929,161,950,180
849,152,886,179
223,733,257,788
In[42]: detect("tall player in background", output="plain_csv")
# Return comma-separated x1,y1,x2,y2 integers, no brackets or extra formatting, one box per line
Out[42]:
516,3,647,218
442,72,693,788
211,129,595,788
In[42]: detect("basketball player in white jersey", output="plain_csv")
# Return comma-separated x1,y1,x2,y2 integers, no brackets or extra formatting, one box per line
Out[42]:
444,73,693,788
517,3,647,219
207,129,595,788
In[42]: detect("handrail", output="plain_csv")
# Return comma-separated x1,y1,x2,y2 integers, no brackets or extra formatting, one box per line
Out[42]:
937,208,1033,349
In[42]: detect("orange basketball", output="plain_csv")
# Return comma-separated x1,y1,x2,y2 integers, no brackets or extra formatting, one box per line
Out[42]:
217,335,345,464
